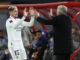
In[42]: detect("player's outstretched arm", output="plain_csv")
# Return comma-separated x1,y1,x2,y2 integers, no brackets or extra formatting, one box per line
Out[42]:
22,7,35,27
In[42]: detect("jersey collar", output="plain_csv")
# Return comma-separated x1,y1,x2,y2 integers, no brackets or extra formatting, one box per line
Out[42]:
10,16,16,22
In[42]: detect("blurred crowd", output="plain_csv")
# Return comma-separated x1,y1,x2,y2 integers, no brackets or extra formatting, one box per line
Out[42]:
0,28,54,60
0,30,9,60
20,27,54,60
0,26,80,60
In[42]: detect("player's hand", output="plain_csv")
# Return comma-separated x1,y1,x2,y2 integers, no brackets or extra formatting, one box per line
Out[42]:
23,8,28,17
29,7,35,16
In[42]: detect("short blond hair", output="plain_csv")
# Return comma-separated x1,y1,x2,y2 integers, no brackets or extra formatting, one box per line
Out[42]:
57,5,68,15
8,5,17,12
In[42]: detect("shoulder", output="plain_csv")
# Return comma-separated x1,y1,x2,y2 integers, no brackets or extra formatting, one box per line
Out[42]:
6,19,13,23
6,18,13,26
63,15,71,21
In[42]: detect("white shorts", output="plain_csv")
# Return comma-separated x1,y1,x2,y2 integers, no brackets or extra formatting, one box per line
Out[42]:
8,41,27,60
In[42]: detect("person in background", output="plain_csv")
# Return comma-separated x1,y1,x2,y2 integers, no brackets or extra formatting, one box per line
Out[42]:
21,26,33,59
35,5,72,60
28,31,38,60
72,27,80,50
22,27,32,49
0,30,9,60
72,27,80,60
34,30,48,60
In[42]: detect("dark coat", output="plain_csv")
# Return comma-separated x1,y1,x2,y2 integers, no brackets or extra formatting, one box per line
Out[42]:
37,15,72,54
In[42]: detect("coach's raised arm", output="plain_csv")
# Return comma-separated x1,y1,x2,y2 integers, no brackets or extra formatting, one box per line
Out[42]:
35,5,72,60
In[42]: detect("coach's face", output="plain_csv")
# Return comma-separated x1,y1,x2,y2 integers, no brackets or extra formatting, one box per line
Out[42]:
11,7,18,18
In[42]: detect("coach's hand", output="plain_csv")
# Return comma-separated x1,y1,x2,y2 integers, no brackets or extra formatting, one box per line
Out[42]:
29,7,35,16
34,10,40,18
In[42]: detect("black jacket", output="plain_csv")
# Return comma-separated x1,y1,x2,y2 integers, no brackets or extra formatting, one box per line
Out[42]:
37,15,72,54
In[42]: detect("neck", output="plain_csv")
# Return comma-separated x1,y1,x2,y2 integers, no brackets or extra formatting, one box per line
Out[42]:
10,15,16,19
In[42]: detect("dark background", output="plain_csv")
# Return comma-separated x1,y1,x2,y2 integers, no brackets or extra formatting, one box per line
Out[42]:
10,0,74,4
0,0,77,4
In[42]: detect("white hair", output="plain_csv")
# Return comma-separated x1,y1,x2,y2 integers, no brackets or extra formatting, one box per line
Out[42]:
57,5,68,15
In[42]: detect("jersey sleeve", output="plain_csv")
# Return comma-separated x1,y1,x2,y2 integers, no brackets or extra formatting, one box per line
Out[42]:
6,16,26,28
